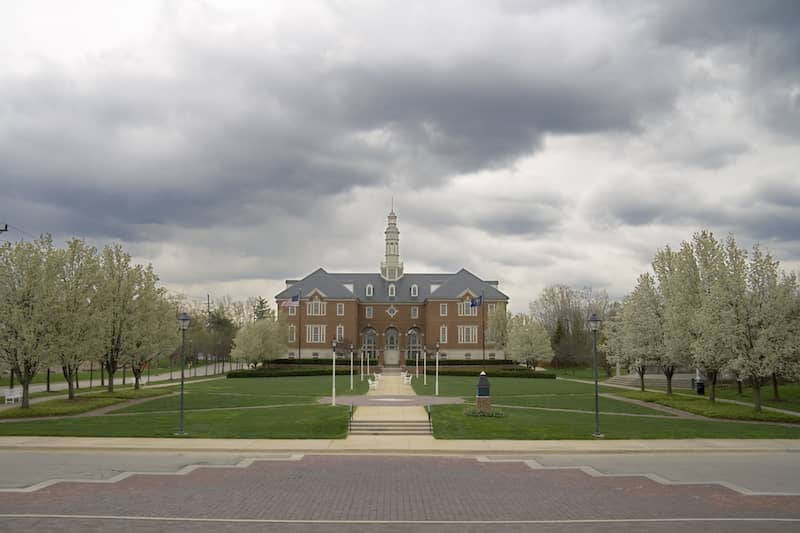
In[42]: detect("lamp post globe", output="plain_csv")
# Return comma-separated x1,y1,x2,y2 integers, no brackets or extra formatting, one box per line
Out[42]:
586,313,603,438
177,312,191,435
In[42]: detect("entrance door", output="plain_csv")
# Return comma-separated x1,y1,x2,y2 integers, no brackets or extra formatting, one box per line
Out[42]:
384,349,400,366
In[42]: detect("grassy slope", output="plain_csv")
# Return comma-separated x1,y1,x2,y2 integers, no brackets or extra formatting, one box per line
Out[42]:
411,376,663,415
431,404,800,439
0,387,173,419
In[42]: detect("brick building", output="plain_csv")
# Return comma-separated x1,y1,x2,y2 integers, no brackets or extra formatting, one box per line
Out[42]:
275,209,509,366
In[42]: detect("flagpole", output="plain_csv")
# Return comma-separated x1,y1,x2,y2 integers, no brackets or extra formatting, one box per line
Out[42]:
297,290,302,360
481,291,486,364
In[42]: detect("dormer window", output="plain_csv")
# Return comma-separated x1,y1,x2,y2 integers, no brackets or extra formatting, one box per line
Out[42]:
388,284,396,297
366,284,373,297
411,284,418,297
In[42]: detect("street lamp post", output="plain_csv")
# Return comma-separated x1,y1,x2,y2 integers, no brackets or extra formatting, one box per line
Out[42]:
423,345,427,385
349,343,354,391
360,347,364,381
331,340,337,407
587,313,603,438
435,341,440,396
177,312,191,435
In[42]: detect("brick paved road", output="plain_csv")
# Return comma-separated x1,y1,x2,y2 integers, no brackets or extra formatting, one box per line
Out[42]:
0,455,797,532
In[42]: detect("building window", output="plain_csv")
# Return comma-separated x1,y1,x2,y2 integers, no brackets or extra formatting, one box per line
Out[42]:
288,325,296,343
366,306,373,319
336,324,344,341
439,325,447,344
386,305,398,318
366,284,373,297
411,284,418,297
307,300,326,316
389,284,396,297
465,353,471,360
488,303,496,313
306,325,326,343
458,300,478,317
288,306,296,316
411,306,419,319
336,303,344,316
458,325,478,344
288,352,296,359
312,352,319,359
440,303,447,316
489,353,496,360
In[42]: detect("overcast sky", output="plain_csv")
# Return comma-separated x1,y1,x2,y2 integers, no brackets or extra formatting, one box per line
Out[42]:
1,0,798,312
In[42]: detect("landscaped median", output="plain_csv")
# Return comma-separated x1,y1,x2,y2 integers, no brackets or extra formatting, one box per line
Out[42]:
0,387,173,419
616,390,800,423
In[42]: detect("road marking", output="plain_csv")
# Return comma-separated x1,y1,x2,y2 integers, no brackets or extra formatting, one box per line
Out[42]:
478,456,800,496
1,514,799,524
0,454,304,493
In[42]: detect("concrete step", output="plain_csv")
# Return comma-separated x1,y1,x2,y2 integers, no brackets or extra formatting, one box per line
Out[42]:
349,420,431,436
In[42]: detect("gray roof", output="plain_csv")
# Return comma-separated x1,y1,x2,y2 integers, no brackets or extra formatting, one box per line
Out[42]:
275,268,508,303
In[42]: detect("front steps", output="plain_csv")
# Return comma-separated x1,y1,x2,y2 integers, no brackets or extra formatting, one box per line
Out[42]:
349,420,431,436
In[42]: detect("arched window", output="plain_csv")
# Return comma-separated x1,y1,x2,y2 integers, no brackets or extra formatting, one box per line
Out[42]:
336,324,344,341
388,284,396,297
366,284,373,297
410,284,418,297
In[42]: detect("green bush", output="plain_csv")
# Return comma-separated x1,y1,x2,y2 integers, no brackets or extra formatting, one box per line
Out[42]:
424,369,556,378
432,359,517,366
227,368,355,378
464,407,505,417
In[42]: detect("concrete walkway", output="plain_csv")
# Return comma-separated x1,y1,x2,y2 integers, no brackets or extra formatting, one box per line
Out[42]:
352,370,429,424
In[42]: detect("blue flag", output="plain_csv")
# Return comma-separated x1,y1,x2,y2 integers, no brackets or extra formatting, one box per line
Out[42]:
470,295,483,307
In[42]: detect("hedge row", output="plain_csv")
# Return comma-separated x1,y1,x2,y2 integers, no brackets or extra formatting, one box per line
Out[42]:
227,368,355,378
270,358,517,366
424,369,556,379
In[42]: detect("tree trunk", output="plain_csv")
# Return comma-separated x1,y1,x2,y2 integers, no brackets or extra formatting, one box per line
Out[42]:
772,373,780,400
663,365,674,395
750,377,762,411
132,368,142,390
21,381,30,409
62,364,76,400
709,370,718,402
737,380,742,395
638,366,646,391
106,361,115,393
100,362,105,387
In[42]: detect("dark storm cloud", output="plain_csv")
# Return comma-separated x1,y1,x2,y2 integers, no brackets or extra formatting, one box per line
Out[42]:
0,3,685,243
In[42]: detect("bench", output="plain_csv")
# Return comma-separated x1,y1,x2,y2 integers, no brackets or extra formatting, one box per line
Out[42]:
4,388,21,405
403,374,413,384
368,379,378,390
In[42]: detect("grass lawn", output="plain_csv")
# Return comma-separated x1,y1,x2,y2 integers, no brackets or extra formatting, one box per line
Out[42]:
617,390,800,424
708,383,800,413
113,375,369,413
0,405,350,438
552,367,617,381
0,387,173,419
411,376,665,415
430,404,800,439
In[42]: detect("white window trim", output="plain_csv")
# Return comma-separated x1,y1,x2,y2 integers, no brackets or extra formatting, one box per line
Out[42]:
288,324,296,343
288,306,296,316
440,303,447,316
366,306,373,319
411,306,419,319
488,303,496,313
305,324,326,344
411,284,418,297
439,324,448,344
458,325,478,344
336,324,344,341
388,284,396,297
307,300,327,316
366,284,374,297
336,303,344,316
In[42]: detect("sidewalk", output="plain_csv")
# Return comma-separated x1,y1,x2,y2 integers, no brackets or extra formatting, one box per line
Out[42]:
1,435,799,454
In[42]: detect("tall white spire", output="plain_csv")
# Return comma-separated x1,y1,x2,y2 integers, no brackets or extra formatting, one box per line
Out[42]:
381,206,403,281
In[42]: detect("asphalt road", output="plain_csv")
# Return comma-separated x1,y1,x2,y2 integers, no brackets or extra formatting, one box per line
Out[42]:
0,451,798,532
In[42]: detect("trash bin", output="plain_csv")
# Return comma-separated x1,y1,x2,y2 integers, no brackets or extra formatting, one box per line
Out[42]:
696,380,705,395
